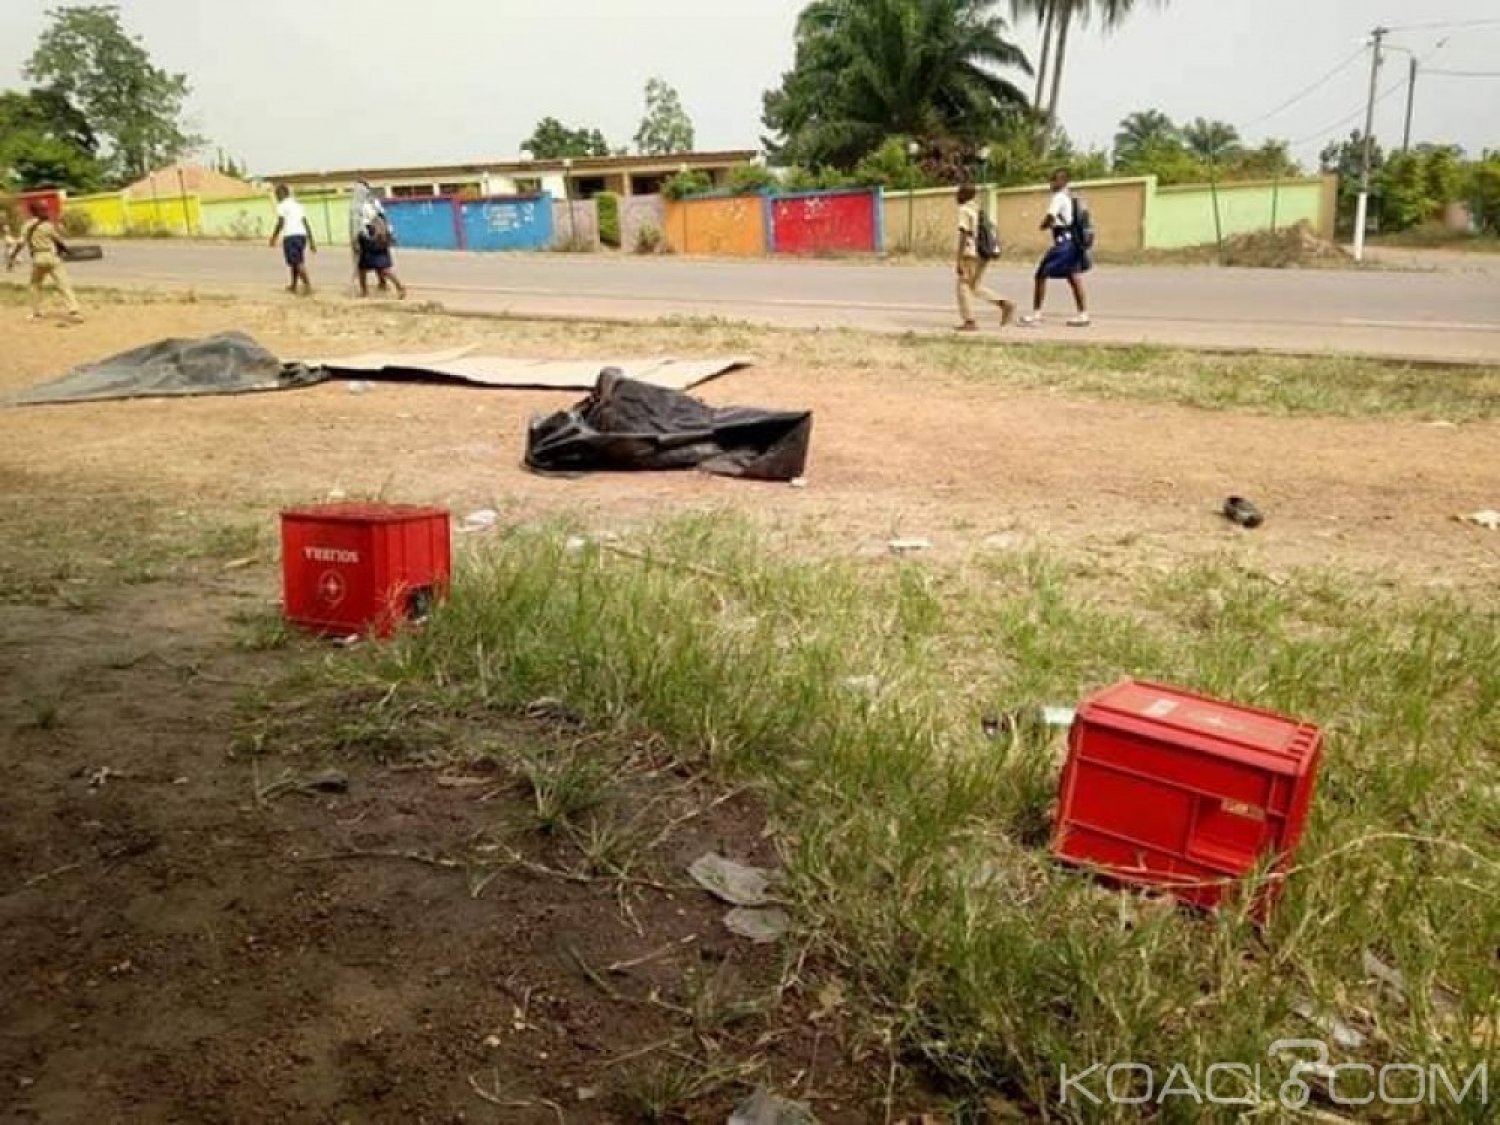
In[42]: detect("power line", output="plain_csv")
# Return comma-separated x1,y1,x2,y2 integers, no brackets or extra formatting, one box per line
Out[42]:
1385,18,1500,33
1424,68,1500,78
1289,75,1406,149
1242,48,1367,128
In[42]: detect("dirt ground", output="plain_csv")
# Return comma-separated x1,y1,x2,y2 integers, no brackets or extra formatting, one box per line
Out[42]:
2,294,1497,586
1,293,1497,1122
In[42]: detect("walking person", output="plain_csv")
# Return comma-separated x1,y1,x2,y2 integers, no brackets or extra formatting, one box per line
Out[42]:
6,202,83,322
1019,169,1090,328
955,184,1014,331
268,185,316,295
353,181,406,299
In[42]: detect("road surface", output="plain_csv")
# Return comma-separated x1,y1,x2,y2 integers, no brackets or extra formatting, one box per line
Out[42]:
67,241,1500,363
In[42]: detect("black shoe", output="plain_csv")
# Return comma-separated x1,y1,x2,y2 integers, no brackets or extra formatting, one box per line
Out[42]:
1222,496,1264,529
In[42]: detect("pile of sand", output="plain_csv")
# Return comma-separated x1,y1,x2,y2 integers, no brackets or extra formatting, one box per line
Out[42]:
1219,220,1350,269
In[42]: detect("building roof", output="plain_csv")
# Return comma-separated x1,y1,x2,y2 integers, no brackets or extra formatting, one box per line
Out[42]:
125,163,259,200
266,150,758,188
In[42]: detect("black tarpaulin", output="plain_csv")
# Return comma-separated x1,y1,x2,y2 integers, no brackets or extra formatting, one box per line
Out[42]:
7,332,324,405
525,368,811,481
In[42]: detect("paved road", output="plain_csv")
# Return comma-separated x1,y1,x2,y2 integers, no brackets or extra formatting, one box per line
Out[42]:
70,240,1500,362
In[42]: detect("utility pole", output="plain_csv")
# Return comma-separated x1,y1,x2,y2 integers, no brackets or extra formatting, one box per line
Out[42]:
1355,25,1386,262
1402,55,1417,153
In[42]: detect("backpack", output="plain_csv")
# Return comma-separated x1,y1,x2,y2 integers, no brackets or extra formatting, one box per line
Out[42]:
975,212,1001,261
1071,194,1096,251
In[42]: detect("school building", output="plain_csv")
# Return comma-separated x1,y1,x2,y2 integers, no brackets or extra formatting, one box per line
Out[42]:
264,150,758,201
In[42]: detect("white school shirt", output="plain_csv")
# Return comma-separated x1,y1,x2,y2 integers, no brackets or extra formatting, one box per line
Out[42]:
277,197,309,238
1046,189,1074,231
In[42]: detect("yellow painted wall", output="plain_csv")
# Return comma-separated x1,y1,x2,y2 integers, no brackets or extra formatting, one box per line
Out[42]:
124,194,202,235
67,192,128,236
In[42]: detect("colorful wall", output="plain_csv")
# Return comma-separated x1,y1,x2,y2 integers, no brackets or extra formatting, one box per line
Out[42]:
1144,175,1336,249
769,190,882,255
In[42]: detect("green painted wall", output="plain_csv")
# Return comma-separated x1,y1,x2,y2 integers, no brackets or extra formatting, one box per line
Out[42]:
200,192,351,245
1146,177,1327,249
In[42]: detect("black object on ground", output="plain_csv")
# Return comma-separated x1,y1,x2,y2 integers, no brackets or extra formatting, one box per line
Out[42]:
525,367,812,482
1222,495,1265,529
60,244,103,262
6,332,324,405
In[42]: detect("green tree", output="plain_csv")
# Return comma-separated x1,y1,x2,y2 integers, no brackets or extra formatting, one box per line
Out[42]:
1467,152,1500,233
634,78,695,155
520,117,611,160
762,0,1031,170
1227,139,1298,181
0,88,102,190
24,4,199,184
1182,117,1241,163
1418,144,1464,209
1378,151,1432,232
1320,130,1382,231
1014,0,1167,146
1112,109,1179,166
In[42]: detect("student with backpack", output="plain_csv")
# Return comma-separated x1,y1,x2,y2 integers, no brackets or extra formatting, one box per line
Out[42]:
1019,168,1092,328
954,184,1015,332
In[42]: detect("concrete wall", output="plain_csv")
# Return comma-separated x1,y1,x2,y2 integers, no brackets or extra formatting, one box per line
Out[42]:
770,189,882,254
551,198,600,249
460,195,555,251
620,194,666,251
994,178,1150,253
200,195,275,241
881,187,961,256
664,195,767,256
66,192,127,235
1145,175,1333,249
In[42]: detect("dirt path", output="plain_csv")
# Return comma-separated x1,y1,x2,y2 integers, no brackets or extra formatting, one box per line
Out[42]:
2,298,1496,588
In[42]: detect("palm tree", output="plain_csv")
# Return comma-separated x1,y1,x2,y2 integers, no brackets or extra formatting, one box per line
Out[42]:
1182,118,1242,163
1113,108,1179,165
1012,0,1168,148
765,0,1032,168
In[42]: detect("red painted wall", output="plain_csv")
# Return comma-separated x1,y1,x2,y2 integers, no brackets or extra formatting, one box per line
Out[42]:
770,190,878,254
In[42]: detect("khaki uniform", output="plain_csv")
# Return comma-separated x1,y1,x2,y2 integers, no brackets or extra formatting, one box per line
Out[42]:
956,201,1003,324
21,220,81,317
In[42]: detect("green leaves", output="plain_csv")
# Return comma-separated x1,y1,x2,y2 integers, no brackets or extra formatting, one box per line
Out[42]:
23,4,198,184
762,0,1032,170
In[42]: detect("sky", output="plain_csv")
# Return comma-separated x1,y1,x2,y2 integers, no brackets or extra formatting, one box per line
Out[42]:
2,0,1497,176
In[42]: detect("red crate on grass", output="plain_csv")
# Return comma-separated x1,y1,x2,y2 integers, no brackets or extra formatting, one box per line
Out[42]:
281,503,450,637
1052,679,1322,911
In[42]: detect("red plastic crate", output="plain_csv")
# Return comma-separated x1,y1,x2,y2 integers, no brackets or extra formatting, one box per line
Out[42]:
1052,679,1322,911
280,503,451,637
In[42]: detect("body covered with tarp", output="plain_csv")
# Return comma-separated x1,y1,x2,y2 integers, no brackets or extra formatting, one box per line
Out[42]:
6,332,321,405
525,368,811,481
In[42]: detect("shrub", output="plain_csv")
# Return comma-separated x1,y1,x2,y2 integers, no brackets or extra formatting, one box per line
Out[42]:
59,207,93,237
633,224,665,254
724,163,778,195
596,191,620,248
663,170,712,200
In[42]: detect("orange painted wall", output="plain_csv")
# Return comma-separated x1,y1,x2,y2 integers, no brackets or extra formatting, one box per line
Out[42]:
664,196,766,256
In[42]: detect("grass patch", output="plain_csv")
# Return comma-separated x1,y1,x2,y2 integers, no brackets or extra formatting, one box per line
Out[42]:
0,488,271,609
273,517,1497,1117
906,339,1500,420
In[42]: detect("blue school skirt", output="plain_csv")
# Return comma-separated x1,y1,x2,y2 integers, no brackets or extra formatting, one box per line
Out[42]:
1037,233,1089,279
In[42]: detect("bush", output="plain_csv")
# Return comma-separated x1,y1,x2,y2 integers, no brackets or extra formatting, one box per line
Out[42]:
663,170,712,200
633,224,665,254
724,163,778,195
596,191,620,248
59,207,93,237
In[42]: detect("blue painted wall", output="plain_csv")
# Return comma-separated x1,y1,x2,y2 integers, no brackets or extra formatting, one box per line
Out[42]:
385,197,460,250
460,194,554,251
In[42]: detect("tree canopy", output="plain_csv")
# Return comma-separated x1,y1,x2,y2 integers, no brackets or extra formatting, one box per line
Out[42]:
634,79,696,155
0,88,101,191
24,4,199,184
521,117,611,160
762,0,1031,170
